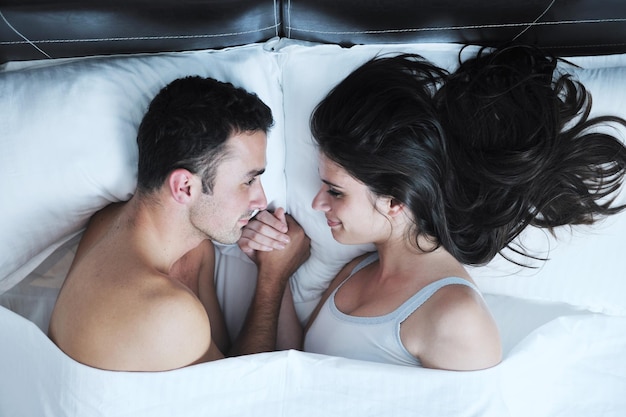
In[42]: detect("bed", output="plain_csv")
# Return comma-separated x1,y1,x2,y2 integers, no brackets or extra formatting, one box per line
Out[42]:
1,1,626,416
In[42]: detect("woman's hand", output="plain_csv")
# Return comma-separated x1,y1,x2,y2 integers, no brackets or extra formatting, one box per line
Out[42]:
238,208,292,262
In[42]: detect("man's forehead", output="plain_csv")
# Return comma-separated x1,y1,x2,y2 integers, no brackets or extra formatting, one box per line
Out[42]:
225,130,267,152
220,130,267,170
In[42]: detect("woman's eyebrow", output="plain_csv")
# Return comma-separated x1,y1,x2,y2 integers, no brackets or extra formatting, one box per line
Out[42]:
321,179,343,189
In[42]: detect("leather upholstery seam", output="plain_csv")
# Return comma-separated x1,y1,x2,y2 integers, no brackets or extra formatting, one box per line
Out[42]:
285,18,626,36
0,25,281,46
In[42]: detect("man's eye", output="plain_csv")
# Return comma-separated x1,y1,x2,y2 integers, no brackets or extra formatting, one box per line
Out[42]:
245,177,257,186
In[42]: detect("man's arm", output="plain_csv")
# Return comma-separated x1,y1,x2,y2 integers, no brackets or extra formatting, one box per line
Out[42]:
229,213,310,356
276,284,303,350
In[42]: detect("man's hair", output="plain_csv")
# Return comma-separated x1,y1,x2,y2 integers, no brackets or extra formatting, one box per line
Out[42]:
136,76,273,194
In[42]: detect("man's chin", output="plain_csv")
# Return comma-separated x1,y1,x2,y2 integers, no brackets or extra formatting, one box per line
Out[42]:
210,230,243,246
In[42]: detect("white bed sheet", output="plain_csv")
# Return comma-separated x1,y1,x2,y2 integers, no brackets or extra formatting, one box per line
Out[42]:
2,302,625,417
2,238,625,417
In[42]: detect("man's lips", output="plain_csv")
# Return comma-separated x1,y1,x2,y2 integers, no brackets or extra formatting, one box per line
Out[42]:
240,209,260,225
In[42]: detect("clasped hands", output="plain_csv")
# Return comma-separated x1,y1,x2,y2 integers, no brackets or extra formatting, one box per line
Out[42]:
238,208,311,282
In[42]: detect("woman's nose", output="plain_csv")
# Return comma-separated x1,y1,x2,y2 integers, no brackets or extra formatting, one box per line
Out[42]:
311,188,329,212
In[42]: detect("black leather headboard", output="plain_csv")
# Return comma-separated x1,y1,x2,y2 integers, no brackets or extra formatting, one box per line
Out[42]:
1,0,625,63
285,0,626,56
0,0,280,63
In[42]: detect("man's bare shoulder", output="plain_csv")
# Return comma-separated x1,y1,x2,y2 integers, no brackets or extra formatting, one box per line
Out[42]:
74,202,126,260
121,281,214,370
51,203,221,370
52,273,215,372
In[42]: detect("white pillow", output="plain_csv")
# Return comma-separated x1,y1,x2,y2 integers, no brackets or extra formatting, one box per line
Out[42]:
0,43,286,292
471,62,626,316
280,42,626,320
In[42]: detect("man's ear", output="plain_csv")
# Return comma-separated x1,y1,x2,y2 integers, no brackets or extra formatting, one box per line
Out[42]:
168,169,194,204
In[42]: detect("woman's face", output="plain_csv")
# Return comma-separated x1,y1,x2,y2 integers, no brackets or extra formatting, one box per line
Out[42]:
312,153,391,245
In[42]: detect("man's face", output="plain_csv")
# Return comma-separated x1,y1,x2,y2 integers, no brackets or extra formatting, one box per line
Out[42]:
191,130,268,244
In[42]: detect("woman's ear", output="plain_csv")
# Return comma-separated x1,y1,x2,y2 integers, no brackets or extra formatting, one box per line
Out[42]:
377,196,405,217
168,168,194,204
388,198,405,217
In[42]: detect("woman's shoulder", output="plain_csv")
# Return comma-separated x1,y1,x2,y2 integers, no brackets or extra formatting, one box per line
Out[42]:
414,281,502,370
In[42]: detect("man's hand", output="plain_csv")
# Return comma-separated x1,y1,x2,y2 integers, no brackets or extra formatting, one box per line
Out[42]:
228,211,310,356
255,213,310,284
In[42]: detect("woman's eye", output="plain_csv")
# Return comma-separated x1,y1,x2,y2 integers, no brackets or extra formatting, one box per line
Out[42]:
327,188,342,198
245,177,257,186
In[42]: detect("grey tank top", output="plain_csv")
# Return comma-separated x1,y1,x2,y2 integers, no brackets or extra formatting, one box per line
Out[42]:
304,252,481,367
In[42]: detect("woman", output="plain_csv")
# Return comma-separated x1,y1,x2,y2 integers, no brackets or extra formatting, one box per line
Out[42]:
240,45,626,370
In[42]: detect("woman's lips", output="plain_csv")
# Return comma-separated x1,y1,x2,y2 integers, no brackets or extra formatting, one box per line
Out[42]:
326,218,341,227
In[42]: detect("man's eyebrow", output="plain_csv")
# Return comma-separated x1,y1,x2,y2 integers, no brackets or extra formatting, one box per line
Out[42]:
247,168,265,177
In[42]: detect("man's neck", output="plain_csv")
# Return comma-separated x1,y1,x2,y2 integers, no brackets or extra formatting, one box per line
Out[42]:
123,194,204,275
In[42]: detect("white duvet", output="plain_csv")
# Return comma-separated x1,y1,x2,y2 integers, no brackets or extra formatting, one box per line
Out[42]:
3,300,625,417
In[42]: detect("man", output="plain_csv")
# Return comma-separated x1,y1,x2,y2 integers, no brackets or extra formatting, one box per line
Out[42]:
48,76,310,371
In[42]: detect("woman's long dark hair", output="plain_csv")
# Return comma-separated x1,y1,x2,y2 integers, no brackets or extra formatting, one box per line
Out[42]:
311,54,451,253
436,45,626,265
311,46,626,266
